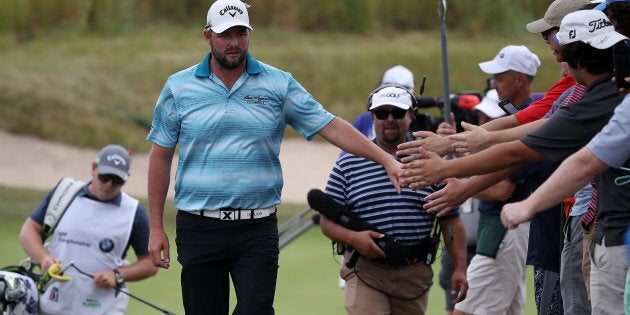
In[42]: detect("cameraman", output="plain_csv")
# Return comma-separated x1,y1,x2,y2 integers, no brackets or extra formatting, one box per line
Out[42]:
320,86,468,314
343,65,416,157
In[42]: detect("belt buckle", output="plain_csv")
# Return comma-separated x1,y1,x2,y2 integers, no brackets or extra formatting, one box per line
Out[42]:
220,210,237,221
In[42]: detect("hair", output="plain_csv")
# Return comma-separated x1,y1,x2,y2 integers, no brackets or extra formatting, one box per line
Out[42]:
506,70,535,84
606,3,630,37
560,41,614,74
579,3,600,10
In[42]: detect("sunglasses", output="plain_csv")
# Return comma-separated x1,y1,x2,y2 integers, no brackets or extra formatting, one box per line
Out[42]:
372,108,408,120
98,174,125,186
541,27,559,42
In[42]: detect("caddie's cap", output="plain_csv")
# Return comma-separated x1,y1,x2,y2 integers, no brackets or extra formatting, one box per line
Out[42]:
96,145,130,182
556,10,628,49
369,86,414,111
595,0,630,10
206,0,253,33
478,45,541,76
473,89,505,119
526,0,590,34
381,65,415,91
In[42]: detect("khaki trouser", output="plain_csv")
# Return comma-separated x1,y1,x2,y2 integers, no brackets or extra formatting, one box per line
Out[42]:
581,220,596,298
590,240,628,314
340,253,433,315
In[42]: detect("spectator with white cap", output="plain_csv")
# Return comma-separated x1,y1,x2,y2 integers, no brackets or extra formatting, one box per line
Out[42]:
403,0,589,159
476,45,540,108
412,2,597,314
395,8,626,314
472,89,504,124
501,6,630,314
381,65,415,91
447,45,563,315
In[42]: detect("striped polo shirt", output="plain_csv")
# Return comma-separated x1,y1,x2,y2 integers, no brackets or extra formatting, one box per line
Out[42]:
147,52,334,211
325,153,459,245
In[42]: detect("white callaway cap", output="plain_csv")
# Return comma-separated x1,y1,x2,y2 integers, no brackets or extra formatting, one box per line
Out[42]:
206,0,253,33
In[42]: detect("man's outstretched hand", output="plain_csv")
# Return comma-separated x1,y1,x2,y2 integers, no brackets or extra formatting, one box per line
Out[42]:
397,130,454,158
398,147,447,190
449,122,491,154
423,178,467,217
501,201,536,229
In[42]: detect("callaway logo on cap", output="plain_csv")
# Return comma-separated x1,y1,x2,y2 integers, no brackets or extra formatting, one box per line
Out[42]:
206,0,253,33
96,144,130,182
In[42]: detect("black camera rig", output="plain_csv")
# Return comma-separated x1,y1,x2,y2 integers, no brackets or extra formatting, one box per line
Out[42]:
410,91,482,133
403,74,483,133
307,189,441,268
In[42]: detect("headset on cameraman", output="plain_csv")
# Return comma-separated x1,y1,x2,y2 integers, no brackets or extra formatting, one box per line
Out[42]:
365,84,419,111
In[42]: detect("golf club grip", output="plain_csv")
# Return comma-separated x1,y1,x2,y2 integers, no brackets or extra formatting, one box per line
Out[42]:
345,249,360,269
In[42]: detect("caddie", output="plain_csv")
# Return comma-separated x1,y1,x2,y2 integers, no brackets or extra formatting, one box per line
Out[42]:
18,144,157,315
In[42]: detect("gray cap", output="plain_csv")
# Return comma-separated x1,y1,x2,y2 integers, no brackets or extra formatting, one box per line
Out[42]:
526,0,590,34
96,145,130,182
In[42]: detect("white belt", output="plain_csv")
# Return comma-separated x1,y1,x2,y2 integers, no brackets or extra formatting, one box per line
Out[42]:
190,206,276,221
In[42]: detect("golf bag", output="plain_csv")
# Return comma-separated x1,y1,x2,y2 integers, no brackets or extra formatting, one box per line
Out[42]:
0,264,40,315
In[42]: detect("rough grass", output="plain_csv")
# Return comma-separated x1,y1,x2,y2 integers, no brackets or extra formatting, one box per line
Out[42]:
0,25,560,153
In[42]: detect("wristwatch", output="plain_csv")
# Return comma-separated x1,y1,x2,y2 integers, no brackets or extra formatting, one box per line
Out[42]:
113,269,124,285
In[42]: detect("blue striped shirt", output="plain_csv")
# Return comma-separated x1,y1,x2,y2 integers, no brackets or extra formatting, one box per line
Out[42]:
325,153,459,245
147,52,334,211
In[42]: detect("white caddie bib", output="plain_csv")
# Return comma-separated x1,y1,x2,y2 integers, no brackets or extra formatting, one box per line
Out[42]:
39,193,138,315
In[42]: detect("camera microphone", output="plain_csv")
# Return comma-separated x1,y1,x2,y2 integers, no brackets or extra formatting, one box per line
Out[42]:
416,96,439,108
307,189,372,231
308,189,384,268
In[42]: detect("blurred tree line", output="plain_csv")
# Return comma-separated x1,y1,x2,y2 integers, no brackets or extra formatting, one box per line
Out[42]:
3,0,552,42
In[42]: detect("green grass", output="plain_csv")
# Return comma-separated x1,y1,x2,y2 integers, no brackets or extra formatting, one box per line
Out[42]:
0,25,562,153
0,185,538,314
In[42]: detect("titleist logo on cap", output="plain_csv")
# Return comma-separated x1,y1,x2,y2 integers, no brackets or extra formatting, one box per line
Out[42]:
587,18,613,33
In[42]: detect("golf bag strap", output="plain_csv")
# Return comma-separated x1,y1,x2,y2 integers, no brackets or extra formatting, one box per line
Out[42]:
41,177,85,240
